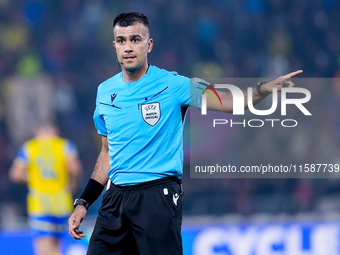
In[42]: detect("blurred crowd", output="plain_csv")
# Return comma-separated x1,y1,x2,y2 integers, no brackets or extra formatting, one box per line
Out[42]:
1,0,340,225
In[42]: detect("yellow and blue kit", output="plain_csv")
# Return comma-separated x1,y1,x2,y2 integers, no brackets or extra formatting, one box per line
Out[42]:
14,137,78,237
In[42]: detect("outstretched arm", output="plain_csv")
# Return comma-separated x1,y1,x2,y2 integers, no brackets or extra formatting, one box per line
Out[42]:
68,136,110,240
205,70,303,112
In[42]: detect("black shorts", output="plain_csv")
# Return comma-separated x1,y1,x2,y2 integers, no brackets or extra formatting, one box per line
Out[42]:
87,177,183,255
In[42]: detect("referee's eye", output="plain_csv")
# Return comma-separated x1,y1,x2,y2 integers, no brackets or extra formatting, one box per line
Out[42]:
116,39,124,44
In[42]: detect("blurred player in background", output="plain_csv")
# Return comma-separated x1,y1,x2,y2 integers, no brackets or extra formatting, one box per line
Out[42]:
9,122,82,255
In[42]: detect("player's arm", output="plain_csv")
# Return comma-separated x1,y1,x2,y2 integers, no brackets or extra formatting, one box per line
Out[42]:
68,136,110,240
9,146,28,184
66,153,83,194
9,160,27,184
205,70,303,112
64,140,83,193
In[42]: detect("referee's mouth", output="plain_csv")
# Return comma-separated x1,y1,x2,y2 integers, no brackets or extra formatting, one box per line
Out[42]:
124,55,136,60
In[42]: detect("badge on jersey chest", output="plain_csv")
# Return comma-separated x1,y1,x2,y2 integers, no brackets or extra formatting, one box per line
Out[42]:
141,102,161,126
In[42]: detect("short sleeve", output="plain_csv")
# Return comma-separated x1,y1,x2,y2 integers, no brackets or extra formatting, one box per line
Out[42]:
64,140,78,158
189,78,210,109
14,145,28,166
169,74,208,109
169,74,190,106
93,87,108,136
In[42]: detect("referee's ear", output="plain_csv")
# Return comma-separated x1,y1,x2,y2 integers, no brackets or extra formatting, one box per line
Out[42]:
147,38,153,53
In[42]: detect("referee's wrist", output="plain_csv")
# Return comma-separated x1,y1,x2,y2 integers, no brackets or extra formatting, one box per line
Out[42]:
74,198,90,210
256,81,270,97
78,178,105,209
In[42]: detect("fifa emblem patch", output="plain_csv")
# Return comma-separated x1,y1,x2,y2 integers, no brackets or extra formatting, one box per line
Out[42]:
141,102,160,126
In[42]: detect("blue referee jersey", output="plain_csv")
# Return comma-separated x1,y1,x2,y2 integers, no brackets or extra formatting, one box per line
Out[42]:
93,65,204,185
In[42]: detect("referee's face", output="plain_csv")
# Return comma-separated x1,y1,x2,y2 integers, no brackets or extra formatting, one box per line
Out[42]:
113,23,153,72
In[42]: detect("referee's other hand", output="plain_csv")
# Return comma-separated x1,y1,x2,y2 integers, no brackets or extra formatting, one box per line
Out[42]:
68,206,87,240
261,70,303,93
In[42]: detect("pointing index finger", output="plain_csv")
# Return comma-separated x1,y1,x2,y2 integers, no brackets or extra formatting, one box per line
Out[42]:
282,70,303,79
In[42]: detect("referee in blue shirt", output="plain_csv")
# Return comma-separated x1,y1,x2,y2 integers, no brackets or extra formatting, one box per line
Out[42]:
68,12,302,255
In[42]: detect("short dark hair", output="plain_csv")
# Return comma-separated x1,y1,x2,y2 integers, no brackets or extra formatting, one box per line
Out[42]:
113,12,150,32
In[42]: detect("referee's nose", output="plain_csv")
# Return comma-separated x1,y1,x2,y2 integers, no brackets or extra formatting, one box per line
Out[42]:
124,41,133,53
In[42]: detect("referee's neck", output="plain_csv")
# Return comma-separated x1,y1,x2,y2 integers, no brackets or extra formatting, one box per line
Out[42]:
122,63,149,82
